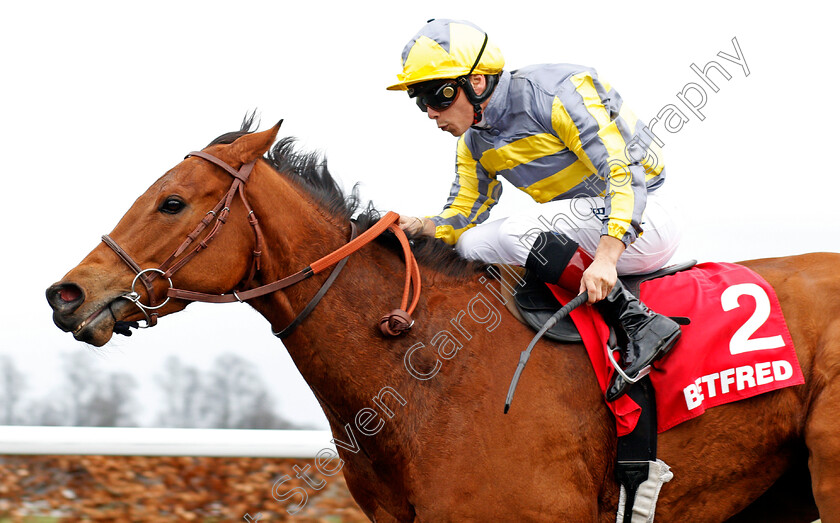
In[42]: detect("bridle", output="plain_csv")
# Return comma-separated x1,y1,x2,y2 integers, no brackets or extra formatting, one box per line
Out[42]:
101,150,421,337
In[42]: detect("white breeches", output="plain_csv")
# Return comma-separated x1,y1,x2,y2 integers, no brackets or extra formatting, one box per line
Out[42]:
454,192,681,276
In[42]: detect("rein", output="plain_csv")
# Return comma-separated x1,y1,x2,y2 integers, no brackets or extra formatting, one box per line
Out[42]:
101,150,421,337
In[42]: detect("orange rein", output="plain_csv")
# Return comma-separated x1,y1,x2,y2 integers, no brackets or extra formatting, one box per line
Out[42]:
166,211,421,336
301,212,422,335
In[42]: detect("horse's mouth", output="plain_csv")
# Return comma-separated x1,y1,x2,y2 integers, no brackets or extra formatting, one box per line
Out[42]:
56,296,133,346
72,304,112,336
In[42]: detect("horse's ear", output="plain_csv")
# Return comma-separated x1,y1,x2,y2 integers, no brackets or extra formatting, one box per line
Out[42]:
227,120,283,165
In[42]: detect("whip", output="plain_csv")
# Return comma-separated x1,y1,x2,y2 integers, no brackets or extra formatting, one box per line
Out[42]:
504,291,589,414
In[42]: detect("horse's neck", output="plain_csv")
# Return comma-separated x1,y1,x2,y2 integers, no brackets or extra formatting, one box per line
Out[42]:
244,168,450,434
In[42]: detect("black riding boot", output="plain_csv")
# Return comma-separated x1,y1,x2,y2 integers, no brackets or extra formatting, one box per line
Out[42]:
525,231,682,401
596,280,681,401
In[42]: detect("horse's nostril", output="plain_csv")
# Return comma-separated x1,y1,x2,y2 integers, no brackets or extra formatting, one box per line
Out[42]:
59,286,82,303
47,282,85,312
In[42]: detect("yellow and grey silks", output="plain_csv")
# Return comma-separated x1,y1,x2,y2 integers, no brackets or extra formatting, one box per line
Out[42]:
428,66,666,247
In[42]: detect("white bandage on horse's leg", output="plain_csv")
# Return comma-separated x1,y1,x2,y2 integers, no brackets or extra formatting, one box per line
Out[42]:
615,459,674,523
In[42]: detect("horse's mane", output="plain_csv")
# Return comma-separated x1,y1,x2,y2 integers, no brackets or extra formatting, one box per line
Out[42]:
207,114,485,279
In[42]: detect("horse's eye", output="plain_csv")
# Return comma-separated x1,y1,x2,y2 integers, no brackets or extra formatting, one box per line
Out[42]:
159,197,185,215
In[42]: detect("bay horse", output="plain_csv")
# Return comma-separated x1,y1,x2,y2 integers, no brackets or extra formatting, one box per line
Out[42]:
46,118,833,522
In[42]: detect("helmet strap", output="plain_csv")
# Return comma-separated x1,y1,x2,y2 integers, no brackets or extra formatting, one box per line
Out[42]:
457,74,499,124
456,33,496,125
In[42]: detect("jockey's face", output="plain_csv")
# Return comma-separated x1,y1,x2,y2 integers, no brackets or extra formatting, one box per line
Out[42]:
425,75,487,137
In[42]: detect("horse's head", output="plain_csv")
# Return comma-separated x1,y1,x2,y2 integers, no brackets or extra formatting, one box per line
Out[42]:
46,122,282,346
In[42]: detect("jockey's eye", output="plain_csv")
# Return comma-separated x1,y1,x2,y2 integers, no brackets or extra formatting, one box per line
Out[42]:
159,197,186,215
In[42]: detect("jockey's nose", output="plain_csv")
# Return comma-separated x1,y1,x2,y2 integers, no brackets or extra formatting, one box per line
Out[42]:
46,282,85,314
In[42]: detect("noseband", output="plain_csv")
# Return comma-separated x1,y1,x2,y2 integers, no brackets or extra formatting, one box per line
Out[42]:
101,150,421,337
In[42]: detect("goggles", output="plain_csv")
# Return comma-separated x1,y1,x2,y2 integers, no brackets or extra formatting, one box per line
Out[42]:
408,80,459,112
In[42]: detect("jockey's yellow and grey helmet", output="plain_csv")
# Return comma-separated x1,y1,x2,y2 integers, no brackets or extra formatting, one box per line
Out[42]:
387,19,504,124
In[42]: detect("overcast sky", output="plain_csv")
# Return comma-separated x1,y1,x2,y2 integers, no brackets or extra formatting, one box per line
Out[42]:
2,1,836,429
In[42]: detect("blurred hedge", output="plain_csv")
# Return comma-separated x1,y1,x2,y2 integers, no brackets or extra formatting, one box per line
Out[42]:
0,455,368,522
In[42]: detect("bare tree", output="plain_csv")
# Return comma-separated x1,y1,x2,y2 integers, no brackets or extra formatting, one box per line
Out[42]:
61,352,99,426
154,356,203,428
195,353,297,429
20,352,140,427
26,393,69,426
235,390,297,429
0,356,26,424
23,351,298,429
86,372,139,427
200,354,260,428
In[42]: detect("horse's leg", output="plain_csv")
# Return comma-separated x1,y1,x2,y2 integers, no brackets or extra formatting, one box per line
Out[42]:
806,377,840,522
372,506,411,523
339,463,416,523
724,451,818,523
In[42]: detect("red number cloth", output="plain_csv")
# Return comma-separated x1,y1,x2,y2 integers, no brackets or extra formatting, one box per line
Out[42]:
548,262,804,436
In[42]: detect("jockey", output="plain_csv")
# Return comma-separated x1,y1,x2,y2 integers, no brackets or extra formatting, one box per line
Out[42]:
388,19,682,401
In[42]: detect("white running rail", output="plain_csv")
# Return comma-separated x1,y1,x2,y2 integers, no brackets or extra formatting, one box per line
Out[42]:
0,426,335,457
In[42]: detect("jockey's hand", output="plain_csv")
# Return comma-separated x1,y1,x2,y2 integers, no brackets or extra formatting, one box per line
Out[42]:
580,235,625,303
398,215,434,236
580,258,618,303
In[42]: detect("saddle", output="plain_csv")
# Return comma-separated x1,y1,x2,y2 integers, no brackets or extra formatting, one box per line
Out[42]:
498,260,697,342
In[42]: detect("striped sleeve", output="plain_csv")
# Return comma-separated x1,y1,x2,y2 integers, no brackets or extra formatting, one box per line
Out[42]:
428,135,502,245
549,71,647,246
